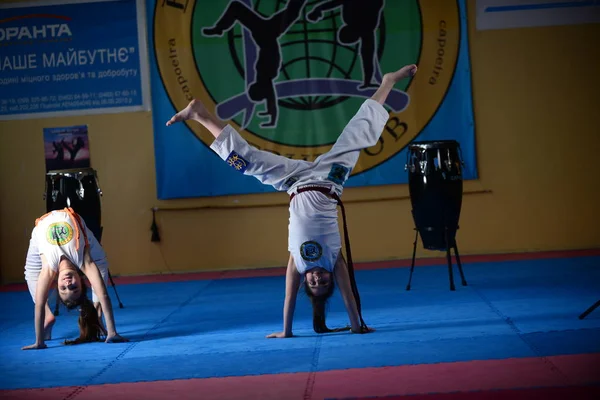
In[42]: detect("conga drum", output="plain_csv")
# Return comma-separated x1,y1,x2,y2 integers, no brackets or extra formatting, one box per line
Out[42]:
406,140,463,251
44,168,103,242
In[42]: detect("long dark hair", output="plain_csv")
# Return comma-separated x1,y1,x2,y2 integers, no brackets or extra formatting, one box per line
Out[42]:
60,276,107,345
304,280,351,334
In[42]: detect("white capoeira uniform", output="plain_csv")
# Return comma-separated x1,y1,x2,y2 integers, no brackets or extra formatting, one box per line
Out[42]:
210,99,390,274
24,208,109,304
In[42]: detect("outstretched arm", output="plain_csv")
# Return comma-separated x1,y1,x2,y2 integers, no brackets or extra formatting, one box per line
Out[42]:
333,252,374,333
22,257,56,350
333,252,362,332
24,233,57,340
273,0,307,33
267,254,302,338
81,247,127,343
86,229,109,319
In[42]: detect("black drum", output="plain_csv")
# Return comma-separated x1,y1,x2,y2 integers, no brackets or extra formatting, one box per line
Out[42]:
406,140,463,251
44,168,103,242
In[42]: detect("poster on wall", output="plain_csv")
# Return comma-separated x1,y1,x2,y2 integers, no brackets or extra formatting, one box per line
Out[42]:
148,0,478,199
0,0,151,121
476,0,600,30
43,125,91,172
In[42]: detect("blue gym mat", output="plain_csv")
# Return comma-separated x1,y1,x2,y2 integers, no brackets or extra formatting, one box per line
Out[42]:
1,255,599,390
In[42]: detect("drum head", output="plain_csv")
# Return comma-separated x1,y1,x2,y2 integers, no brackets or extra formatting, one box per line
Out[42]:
409,140,460,150
46,167,96,177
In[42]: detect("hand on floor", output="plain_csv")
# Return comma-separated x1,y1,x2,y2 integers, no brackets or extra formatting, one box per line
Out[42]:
105,333,129,343
266,331,293,339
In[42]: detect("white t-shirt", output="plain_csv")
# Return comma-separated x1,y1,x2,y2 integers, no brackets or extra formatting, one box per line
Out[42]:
34,209,87,270
24,209,109,303
288,190,341,274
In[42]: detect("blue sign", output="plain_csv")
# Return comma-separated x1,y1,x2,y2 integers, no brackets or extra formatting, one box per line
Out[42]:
0,0,150,120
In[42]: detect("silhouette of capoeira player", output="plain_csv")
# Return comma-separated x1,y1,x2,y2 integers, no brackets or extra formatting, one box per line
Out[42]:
62,137,85,164
52,141,65,161
203,0,307,128
307,0,385,89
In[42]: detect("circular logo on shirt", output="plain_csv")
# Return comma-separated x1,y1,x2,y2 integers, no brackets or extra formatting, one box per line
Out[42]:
46,222,74,246
300,241,323,262
153,0,459,175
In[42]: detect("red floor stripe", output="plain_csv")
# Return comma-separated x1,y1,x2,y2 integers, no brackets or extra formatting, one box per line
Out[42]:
1,353,598,400
2,248,599,292
345,385,600,400
311,353,600,400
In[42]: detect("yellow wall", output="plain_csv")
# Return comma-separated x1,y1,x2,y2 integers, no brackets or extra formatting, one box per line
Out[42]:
1,1,599,284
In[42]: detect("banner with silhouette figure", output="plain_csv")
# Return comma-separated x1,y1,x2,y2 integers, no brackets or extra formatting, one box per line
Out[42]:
43,125,91,172
148,0,477,199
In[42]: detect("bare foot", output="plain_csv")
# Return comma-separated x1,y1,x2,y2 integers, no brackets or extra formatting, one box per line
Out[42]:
383,64,418,85
165,99,210,126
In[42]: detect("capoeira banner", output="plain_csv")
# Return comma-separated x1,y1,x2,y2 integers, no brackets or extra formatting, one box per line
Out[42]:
149,0,477,199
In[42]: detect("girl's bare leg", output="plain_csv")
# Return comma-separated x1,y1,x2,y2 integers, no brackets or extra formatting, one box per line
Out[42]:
371,64,417,105
166,100,227,139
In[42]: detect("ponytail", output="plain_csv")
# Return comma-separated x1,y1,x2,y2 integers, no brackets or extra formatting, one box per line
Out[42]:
304,251,370,334
61,278,107,345
304,281,351,334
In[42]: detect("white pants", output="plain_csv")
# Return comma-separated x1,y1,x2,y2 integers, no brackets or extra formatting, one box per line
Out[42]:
210,99,390,273
210,99,389,194
24,226,109,304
